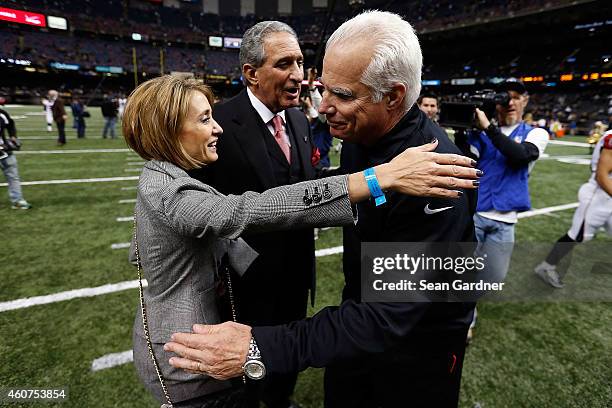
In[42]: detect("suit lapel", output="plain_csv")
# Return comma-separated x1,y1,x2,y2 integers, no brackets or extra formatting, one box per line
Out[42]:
286,108,315,178
230,90,278,190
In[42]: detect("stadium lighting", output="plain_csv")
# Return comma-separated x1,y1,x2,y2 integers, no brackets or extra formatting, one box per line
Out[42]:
47,15,67,30
132,33,142,41
521,76,543,82
560,74,573,81
209,36,222,47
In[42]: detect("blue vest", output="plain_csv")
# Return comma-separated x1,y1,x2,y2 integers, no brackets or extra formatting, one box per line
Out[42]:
469,122,533,212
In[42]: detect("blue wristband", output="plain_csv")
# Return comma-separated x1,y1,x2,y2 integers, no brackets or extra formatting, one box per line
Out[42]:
364,167,386,206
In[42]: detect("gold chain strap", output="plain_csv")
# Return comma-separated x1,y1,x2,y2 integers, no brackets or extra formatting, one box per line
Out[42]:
133,214,174,408
222,260,247,384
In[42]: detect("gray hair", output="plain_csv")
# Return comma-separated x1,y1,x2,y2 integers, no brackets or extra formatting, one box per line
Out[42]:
326,10,422,110
239,21,298,86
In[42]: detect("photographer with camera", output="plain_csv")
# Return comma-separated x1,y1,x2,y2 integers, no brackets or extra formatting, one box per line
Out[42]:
454,79,548,339
456,79,548,254
0,98,31,210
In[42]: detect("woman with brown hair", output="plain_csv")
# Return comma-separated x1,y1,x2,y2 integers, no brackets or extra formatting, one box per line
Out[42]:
123,74,479,407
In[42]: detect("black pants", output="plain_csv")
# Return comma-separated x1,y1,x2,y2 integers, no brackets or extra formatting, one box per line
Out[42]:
323,328,469,408
56,121,66,144
76,118,86,138
233,276,309,408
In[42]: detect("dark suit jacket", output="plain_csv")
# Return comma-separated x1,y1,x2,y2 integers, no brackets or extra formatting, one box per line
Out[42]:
252,106,476,374
51,99,66,123
192,89,318,324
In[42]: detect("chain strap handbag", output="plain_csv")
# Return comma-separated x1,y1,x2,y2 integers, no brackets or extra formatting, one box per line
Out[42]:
133,214,247,408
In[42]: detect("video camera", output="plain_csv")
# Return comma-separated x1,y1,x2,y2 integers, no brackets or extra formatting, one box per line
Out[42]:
0,137,22,159
439,90,510,129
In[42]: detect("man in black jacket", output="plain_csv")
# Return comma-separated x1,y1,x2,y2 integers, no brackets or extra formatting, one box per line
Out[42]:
101,96,118,139
190,21,317,408
167,11,478,407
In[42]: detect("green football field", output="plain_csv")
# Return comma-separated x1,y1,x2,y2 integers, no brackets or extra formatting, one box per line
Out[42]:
0,104,610,407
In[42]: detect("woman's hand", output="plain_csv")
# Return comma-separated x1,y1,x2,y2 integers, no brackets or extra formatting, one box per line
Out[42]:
376,139,481,198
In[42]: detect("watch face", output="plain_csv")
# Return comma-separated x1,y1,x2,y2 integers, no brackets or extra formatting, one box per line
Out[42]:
245,360,265,380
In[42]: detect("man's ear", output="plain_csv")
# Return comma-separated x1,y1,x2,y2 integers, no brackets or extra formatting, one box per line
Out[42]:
243,64,258,87
386,83,407,110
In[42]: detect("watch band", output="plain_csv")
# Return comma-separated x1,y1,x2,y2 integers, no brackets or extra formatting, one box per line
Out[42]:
248,337,261,360
243,337,266,380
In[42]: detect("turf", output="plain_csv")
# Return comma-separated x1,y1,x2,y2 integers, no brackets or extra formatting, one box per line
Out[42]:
0,105,610,407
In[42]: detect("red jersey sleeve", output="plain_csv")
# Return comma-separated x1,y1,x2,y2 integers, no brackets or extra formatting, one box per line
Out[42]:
603,133,612,150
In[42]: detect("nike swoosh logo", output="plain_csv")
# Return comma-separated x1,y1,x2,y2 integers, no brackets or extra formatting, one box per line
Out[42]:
424,204,454,215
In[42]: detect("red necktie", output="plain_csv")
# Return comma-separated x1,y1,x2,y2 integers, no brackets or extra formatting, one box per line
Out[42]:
271,115,291,164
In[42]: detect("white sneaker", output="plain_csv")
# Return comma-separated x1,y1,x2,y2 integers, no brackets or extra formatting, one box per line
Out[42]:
11,199,32,210
534,262,564,288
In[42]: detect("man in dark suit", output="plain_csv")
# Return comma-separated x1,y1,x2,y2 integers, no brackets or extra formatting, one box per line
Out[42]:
190,21,315,408
169,11,479,407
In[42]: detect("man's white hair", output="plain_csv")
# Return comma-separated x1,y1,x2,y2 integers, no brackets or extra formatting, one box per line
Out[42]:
326,10,422,110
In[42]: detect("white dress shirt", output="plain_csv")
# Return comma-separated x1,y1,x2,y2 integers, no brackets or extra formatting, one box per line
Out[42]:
246,87,291,147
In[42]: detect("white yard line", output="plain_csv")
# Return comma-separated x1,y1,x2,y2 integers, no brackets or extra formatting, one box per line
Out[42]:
116,216,134,222
111,242,131,249
124,168,142,173
315,246,344,257
17,136,59,140
548,140,590,148
15,149,131,154
0,279,148,313
126,162,145,166
121,186,138,191
518,202,579,219
555,158,590,165
91,350,133,372
540,154,592,160
118,199,137,204
0,176,139,187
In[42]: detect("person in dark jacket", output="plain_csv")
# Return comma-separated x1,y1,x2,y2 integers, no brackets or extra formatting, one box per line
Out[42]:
165,11,480,408
191,21,322,408
71,97,87,138
49,90,67,145
101,96,118,139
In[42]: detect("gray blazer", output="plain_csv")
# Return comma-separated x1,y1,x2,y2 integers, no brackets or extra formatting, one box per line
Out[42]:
131,160,354,403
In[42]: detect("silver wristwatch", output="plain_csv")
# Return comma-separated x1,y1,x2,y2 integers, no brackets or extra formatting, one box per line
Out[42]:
243,336,266,380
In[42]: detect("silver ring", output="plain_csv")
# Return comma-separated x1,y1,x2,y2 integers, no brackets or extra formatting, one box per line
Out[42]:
197,362,203,372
